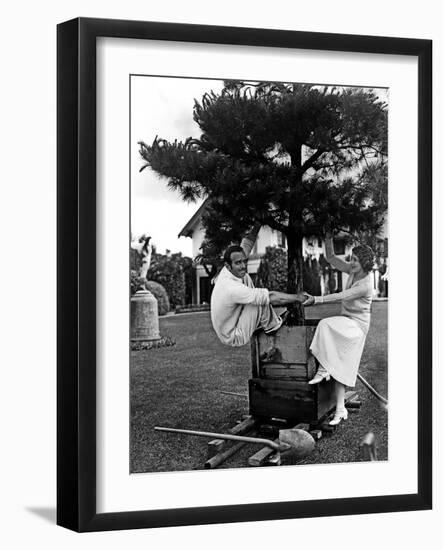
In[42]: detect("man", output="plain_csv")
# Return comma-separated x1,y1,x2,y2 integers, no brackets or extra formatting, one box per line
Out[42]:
210,225,306,347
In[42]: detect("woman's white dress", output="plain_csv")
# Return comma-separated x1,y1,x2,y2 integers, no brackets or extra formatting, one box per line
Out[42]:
309,272,373,387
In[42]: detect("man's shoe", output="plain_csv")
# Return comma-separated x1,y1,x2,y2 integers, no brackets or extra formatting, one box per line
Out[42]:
279,309,289,325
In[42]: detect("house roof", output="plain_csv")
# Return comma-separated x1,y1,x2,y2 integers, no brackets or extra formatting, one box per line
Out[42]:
178,198,388,241
178,200,208,237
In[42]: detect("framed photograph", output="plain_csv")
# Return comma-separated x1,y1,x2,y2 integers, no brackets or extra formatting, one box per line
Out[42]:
57,17,432,532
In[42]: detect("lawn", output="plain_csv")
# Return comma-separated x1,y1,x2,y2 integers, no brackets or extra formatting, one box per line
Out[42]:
130,302,388,472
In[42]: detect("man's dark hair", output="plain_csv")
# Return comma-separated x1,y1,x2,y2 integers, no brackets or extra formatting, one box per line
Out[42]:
223,245,245,266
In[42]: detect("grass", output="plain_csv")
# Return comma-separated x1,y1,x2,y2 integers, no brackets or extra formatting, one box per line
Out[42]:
130,302,388,472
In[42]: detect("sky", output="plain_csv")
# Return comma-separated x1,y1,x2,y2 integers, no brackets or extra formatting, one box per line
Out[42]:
131,76,223,256
131,77,388,257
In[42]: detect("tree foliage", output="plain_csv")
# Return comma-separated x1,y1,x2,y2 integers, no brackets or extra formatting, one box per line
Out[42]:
256,246,288,292
130,270,170,315
147,251,186,309
144,280,170,316
131,247,192,309
257,246,324,297
139,82,388,322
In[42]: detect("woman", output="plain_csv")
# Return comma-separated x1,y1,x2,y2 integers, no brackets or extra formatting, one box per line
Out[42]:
303,234,375,426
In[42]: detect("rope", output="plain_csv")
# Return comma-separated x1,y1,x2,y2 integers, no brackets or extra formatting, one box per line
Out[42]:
357,373,388,406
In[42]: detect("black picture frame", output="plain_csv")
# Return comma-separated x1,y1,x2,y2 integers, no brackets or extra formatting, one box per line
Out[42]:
57,17,432,532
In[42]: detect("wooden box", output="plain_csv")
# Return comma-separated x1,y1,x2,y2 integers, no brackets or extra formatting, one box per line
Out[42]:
249,322,335,423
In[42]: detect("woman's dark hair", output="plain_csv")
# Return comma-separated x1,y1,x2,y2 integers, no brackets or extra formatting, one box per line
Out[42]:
352,244,375,273
223,245,245,266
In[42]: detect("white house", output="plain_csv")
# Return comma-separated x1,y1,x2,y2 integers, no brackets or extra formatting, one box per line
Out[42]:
178,200,388,304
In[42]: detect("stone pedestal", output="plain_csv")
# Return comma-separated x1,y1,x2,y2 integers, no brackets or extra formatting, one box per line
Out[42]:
130,289,160,342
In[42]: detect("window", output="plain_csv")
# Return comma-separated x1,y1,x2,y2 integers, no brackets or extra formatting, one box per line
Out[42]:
199,276,212,304
277,232,287,248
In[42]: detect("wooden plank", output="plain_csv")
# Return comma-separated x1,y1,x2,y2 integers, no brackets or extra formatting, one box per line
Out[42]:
249,385,313,408
256,326,310,363
250,378,312,392
261,363,307,380
269,417,291,426
248,441,279,466
228,415,257,435
249,398,313,422
205,431,258,469
249,378,315,422
205,442,245,469
265,453,282,466
248,376,340,424
207,416,257,458
251,323,342,424
207,438,225,458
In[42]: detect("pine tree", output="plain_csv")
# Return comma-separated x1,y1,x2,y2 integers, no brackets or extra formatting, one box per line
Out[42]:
139,82,387,323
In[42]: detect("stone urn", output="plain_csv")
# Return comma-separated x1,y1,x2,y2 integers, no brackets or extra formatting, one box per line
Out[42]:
130,289,161,343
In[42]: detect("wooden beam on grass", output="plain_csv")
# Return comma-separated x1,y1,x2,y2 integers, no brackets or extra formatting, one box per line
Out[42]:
205,441,247,469
248,439,280,467
207,416,257,458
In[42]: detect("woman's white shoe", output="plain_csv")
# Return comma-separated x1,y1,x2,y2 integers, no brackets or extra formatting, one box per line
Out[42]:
329,408,348,426
308,367,330,385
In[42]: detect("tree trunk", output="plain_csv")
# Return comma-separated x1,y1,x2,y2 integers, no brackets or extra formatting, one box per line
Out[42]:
286,146,305,325
286,230,305,325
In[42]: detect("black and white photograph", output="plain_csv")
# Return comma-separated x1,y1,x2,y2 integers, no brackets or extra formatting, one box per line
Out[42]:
0,0,438,544
130,76,389,473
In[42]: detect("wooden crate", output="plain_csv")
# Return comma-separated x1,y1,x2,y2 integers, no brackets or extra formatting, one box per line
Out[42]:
249,322,335,423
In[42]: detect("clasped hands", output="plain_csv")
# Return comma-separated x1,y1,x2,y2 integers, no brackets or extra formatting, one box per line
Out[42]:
294,292,315,306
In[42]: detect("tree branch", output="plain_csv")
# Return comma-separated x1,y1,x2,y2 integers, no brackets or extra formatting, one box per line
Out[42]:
335,143,385,155
257,214,286,233
301,148,325,172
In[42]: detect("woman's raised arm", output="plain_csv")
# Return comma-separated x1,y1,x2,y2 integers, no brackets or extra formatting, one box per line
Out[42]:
324,234,351,273
240,222,261,257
